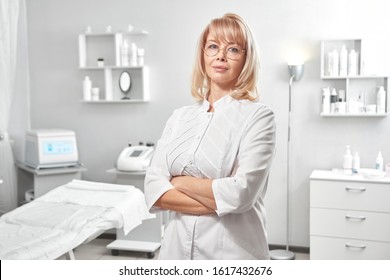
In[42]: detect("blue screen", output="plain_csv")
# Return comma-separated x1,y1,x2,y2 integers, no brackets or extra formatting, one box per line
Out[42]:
43,141,73,155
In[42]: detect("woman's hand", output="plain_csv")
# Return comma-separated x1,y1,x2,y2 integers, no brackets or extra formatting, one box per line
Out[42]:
170,176,217,211
155,189,215,215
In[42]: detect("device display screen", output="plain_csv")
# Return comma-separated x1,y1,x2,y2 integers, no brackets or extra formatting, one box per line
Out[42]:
129,150,143,157
43,141,73,155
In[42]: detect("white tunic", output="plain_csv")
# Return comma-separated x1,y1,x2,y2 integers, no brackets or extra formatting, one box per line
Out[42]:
144,94,276,260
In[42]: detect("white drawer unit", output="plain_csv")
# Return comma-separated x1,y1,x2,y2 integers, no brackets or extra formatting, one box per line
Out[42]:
310,170,390,260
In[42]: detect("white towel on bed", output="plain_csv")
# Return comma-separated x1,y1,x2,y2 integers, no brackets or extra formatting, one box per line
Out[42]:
38,180,154,235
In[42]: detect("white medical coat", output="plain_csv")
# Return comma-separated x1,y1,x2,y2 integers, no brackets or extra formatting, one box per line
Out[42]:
145,94,276,259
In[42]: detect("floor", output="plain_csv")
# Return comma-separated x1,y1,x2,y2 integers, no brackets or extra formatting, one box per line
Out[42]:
57,237,309,260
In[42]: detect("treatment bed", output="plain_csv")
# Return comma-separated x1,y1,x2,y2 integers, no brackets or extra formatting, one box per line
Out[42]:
0,179,154,260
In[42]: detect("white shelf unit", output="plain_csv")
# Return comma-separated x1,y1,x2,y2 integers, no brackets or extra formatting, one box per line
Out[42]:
78,31,149,102
320,39,389,117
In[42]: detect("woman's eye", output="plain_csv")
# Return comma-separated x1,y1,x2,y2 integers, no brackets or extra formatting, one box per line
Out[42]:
228,46,240,53
207,44,219,49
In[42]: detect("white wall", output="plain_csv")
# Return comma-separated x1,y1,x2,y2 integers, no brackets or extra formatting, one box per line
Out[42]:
25,0,390,247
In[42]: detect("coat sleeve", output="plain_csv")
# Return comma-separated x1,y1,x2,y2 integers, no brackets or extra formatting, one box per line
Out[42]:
144,110,178,213
211,106,276,217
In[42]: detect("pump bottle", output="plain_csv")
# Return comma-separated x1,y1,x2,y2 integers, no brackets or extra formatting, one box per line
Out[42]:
343,145,353,174
83,76,92,101
339,45,348,76
376,152,384,171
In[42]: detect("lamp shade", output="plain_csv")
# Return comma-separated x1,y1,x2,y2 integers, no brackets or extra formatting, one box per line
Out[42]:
288,64,304,81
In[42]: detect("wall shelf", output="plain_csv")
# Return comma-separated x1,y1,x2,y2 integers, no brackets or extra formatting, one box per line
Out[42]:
320,39,388,117
320,113,387,117
78,30,149,103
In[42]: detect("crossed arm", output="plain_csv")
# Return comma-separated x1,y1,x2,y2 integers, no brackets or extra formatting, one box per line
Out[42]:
154,176,217,215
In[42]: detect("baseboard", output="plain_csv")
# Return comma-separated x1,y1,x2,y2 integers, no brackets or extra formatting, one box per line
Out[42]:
268,244,309,254
98,234,310,254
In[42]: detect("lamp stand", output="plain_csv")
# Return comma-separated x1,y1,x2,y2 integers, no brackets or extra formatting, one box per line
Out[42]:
270,64,303,260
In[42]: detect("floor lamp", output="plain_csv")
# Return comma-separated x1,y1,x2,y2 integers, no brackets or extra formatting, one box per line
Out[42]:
270,63,304,260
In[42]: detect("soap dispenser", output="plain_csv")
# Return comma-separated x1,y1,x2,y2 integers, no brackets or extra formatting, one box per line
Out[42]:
376,152,384,171
343,145,353,174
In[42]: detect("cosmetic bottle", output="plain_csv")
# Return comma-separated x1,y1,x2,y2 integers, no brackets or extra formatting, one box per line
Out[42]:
322,87,330,114
376,152,384,171
352,152,360,173
335,98,347,114
130,43,138,66
338,89,346,101
348,49,358,76
328,50,339,76
330,88,338,113
357,91,365,113
343,145,353,174
137,48,145,66
377,86,386,114
83,76,92,101
339,45,348,76
121,40,130,66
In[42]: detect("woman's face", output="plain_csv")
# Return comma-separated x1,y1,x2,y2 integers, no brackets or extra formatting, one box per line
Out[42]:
203,33,246,91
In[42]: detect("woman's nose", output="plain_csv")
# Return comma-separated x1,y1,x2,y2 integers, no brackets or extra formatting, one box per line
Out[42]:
216,49,227,61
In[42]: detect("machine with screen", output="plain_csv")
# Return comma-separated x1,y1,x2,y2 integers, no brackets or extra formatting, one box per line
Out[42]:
116,145,154,172
25,129,79,169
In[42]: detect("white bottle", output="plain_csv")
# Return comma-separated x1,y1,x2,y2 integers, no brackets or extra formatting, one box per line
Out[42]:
339,45,348,76
328,50,339,76
376,152,384,171
130,43,138,66
137,48,145,66
83,76,92,101
121,40,130,66
322,87,331,114
343,145,353,174
352,152,360,173
330,88,338,113
348,49,358,76
377,86,386,114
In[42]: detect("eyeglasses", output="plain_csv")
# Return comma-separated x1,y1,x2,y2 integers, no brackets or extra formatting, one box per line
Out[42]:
204,43,246,60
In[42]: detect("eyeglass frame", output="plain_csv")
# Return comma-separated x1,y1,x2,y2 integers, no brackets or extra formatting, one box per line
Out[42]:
203,42,246,60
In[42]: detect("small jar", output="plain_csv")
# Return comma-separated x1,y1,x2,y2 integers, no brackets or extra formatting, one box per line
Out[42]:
97,58,104,67
91,87,100,101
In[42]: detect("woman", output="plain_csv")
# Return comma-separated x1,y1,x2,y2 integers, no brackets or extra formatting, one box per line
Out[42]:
145,13,276,260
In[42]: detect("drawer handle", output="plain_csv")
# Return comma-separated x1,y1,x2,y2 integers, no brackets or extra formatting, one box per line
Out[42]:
345,186,366,192
345,214,366,221
345,243,366,250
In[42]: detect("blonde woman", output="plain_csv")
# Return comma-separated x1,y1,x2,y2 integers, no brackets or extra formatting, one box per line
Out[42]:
145,13,276,260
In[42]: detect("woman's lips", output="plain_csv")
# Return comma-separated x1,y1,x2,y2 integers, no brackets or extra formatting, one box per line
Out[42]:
212,65,229,72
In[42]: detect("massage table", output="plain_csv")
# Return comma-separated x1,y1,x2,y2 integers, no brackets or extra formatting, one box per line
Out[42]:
0,179,154,260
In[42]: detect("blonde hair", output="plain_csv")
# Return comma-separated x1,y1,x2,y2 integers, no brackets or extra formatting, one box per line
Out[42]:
191,13,260,101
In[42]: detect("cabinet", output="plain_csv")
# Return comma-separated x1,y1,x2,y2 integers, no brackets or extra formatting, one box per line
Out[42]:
16,161,86,204
78,30,149,103
310,170,390,259
320,39,388,117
